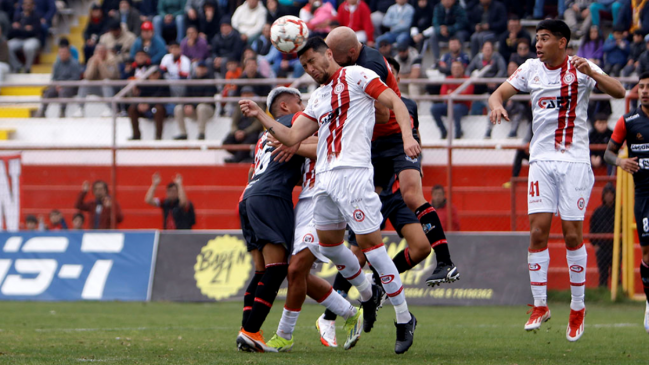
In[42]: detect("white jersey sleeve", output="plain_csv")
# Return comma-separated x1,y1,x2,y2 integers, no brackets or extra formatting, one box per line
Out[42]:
584,59,605,90
345,65,384,96
506,59,532,93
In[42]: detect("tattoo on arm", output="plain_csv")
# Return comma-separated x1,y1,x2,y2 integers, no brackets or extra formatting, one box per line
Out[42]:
604,140,621,167
268,127,275,135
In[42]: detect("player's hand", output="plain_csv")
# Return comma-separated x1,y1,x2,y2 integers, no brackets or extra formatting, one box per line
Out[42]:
403,135,421,159
82,181,90,192
239,100,262,118
174,173,183,185
570,56,592,77
619,157,640,174
489,105,510,124
152,172,161,186
272,142,299,163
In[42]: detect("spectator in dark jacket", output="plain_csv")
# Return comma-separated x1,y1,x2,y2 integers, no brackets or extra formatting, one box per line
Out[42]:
211,16,244,75
223,86,264,162
145,173,196,230
468,0,507,58
14,0,55,42
589,183,615,287
623,30,646,77
635,35,649,75
35,43,81,118
128,67,170,140
429,0,468,61
173,61,216,140
102,0,121,18
252,23,273,56
198,0,220,41
589,113,613,173
409,0,433,52
602,24,630,77
116,0,142,36
509,38,536,66
266,0,288,24
84,5,108,64
75,180,124,229
153,0,186,44
7,0,41,73
497,15,530,65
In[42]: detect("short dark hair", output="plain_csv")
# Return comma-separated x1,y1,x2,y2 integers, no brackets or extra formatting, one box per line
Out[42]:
536,19,571,43
167,182,178,189
297,37,329,58
613,24,627,33
385,56,400,75
448,37,460,43
58,37,70,48
25,215,38,224
50,209,61,215
432,184,445,193
594,113,609,122
640,71,649,81
516,38,530,47
634,29,645,36
93,180,109,193
73,213,85,223
508,15,520,22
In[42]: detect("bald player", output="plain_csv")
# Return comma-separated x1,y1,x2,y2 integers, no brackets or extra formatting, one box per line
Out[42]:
325,27,460,286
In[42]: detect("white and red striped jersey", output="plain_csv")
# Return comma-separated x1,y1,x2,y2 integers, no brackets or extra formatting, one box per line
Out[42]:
299,157,317,200
302,65,388,173
507,56,604,164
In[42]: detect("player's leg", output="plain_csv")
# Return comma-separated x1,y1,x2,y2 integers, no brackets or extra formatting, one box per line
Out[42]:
243,250,266,327
633,196,649,333
641,246,649,333
395,223,432,272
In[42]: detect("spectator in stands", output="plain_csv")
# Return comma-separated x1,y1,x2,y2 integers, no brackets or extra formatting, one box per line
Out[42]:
211,16,244,76
232,0,267,43
375,0,414,47
408,0,432,52
252,23,273,56
83,4,108,64
337,0,374,46
100,18,137,65
145,173,196,229
116,0,142,36
266,0,288,25
431,185,460,231
244,47,273,78
71,212,85,229
436,36,470,76
590,0,623,28
509,38,536,65
130,21,167,64
153,0,186,44
395,42,421,95
35,43,81,118
378,39,394,57
48,209,68,230
302,0,337,38
160,41,191,97
636,34,649,75
466,40,506,94
220,58,242,116
564,0,593,39
7,0,41,73
181,25,209,63
602,24,630,77
532,0,567,19
429,0,469,62
185,0,205,31
74,44,119,118
468,0,506,58
589,113,614,173
369,0,394,39
174,61,216,140
128,67,169,140
237,57,272,97
590,182,615,287
132,0,159,19
76,180,123,229
102,0,121,18
266,44,304,77
497,16,530,65
0,27,9,84
624,30,645,78
0,1,10,36
14,0,55,43
24,214,42,231
431,60,473,139
59,37,80,62
198,0,220,41
577,25,604,66
223,86,264,162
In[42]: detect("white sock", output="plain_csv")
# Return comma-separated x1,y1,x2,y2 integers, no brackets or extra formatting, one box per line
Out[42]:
364,243,411,323
319,241,372,301
317,287,357,320
528,247,549,307
277,307,301,340
567,243,587,311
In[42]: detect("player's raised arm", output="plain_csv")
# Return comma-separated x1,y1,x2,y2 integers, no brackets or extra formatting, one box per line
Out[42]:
488,82,518,125
239,100,318,147
570,56,626,99
375,88,421,158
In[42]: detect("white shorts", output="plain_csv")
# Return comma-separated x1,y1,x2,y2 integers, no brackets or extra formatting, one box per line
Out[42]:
527,160,594,221
313,167,382,234
293,197,329,263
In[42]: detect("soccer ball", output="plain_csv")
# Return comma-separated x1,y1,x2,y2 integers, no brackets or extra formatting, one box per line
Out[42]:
270,15,309,54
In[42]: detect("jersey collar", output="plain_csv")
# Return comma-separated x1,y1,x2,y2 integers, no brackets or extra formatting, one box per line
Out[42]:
544,56,568,71
326,67,343,84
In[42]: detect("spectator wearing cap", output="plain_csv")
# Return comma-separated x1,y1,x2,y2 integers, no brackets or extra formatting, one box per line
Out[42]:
75,44,120,118
181,25,209,63
174,61,216,140
497,16,530,66
468,0,507,58
13,0,55,44
509,38,535,66
211,16,244,76
84,4,109,64
153,0,186,44
100,18,137,65
223,86,264,163
602,24,630,77
115,0,142,36
232,0,267,44
130,21,167,64
430,59,473,139
564,0,593,39
7,0,41,73
128,67,170,140
198,0,221,41
436,36,470,76
34,42,81,118
160,41,191,97
429,0,469,62
375,0,414,48
623,30,646,78
337,0,374,46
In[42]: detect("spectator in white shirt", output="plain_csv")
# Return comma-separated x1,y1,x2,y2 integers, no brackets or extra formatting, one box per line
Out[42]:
232,0,267,44
159,41,191,97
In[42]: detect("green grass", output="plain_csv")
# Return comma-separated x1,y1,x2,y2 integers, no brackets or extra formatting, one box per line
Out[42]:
0,297,646,364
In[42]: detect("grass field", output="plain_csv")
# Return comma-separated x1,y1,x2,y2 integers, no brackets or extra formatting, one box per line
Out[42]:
0,294,646,364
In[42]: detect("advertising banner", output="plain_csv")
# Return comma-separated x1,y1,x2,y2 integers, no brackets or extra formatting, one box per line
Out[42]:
152,231,532,306
0,231,158,301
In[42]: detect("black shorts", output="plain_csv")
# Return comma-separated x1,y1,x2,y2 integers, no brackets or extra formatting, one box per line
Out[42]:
371,131,422,191
635,194,649,247
239,195,294,253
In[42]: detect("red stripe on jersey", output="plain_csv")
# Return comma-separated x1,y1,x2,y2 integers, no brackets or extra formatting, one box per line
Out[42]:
556,64,569,148
564,67,578,147
327,71,342,159
334,70,350,156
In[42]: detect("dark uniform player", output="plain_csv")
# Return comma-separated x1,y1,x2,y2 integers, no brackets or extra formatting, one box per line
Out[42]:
325,26,460,285
604,71,649,333
237,111,305,352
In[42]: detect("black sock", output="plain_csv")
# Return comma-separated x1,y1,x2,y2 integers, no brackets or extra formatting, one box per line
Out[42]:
324,272,353,320
415,202,452,265
393,248,415,273
641,261,649,303
242,271,264,327
243,264,288,333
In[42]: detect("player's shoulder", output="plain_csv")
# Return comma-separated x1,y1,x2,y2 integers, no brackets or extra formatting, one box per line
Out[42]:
520,57,542,70
344,65,379,80
623,110,645,123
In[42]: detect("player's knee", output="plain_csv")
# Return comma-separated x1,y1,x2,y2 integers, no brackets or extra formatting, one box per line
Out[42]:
529,226,548,245
563,232,581,247
410,243,431,262
287,262,306,283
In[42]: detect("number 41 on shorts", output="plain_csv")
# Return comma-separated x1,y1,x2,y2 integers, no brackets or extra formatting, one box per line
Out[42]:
529,181,540,197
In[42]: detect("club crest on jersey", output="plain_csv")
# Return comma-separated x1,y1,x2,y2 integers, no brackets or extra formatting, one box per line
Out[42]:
570,265,584,273
532,76,540,84
563,72,575,85
577,198,585,210
303,233,314,243
637,133,644,141
334,83,345,95
528,263,541,271
353,209,365,222
380,274,395,284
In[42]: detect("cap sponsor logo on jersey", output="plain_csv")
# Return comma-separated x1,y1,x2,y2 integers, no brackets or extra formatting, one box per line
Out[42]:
562,73,575,85
569,265,584,273
353,209,365,222
577,197,585,210
303,233,314,243
630,143,649,152
380,274,395,284
528,263,541,271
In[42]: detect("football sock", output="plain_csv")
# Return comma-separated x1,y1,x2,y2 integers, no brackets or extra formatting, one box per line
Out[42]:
277,306,301,340
242,271,265,327
363,243,411,324
243,263,288,333
319,241,372,301
392,248,415,273
641,260,649,303
415,203,452,265
323,272,352,320
567,243,587,311
318,286,357,320
528,247,549,307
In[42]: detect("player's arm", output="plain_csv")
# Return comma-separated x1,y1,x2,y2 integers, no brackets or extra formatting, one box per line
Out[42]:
571,56,626,98
239,100,318,147
374,101,390,123
488,82,518,124
604,116,639,173
270,135,318,162
375,88,421,158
